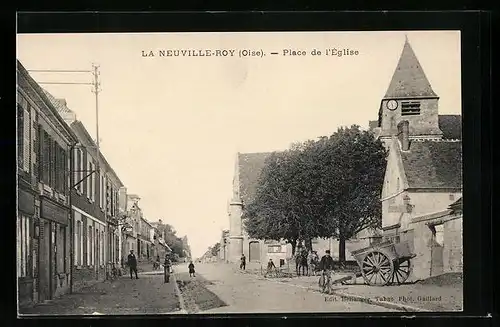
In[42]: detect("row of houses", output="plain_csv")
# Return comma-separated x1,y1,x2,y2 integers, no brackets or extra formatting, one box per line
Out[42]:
222,37,463,281
16,60,171,308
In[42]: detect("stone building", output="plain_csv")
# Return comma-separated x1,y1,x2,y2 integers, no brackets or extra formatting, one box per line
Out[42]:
372,37,462,280
44,89,125,291
122,194,142,262
17,60,78,305
138,217,153,261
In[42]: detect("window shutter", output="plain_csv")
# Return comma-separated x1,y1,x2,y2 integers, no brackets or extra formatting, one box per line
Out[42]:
31,108,37,179
91,163,96,202
17,105,24,168
41,133,49,184
74,148,78,189
79,149,84,193
86,157,91,199
62,150,67,193
23,108,30,172
54,144,59,192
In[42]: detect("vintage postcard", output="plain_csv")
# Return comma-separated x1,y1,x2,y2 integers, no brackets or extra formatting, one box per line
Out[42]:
16,30,462,315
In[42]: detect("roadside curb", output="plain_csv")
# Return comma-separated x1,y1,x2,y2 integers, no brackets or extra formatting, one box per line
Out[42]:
171,272,188,313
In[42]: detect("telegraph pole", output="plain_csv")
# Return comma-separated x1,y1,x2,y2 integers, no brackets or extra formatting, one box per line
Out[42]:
91,63,102,280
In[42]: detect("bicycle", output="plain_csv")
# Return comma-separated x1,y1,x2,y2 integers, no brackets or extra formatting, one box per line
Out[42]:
107,262,119,281
318,270,333,294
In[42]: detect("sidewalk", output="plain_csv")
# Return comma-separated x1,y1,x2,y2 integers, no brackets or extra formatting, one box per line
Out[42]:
19,270,181,315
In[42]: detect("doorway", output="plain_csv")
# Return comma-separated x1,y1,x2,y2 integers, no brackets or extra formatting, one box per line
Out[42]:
430,224,444,276
249,241,261,262
38,220,51,301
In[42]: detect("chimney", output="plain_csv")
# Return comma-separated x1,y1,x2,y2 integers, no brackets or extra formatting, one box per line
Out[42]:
397,120,410,151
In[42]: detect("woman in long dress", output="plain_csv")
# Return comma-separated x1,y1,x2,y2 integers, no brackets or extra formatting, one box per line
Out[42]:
188,261,196,277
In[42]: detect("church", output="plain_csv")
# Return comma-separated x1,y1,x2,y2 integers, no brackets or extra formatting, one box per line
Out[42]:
226,37,463,278
371,37,463,280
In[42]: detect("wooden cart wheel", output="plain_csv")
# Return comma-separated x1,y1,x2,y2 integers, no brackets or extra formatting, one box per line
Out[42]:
389,258,412,285
360,250,394,286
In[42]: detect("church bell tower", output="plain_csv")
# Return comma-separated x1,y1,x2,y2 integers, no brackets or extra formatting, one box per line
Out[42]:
378,36,444,145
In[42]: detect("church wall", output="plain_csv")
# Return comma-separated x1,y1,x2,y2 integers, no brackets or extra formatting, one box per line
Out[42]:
408,191,462,217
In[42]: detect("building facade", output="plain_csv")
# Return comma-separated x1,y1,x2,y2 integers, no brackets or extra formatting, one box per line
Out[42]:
122,194,141,262
138,217,153,261
17,61,78,305
45,90,125,290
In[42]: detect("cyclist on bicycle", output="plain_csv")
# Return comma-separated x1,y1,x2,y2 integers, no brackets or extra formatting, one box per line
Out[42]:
319,250,335,287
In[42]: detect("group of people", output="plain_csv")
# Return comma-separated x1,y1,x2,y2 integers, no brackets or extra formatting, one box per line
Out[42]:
239,248,336,280
294,249,321,276
126,250,197,283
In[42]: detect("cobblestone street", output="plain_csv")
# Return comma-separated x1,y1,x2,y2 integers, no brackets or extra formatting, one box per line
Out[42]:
19,267,181,315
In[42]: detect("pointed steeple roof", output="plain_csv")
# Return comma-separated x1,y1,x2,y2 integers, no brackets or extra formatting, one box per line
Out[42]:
384,37,437,99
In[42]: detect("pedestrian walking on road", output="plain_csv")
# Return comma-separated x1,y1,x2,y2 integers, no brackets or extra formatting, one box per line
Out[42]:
188,261,196,277
127,250,139,279
164,254,172,283
240,254,246,270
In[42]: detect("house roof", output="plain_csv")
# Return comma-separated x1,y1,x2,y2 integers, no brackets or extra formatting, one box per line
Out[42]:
368,120,379,130
384,38,438,99
17,60,78,143
238,152,272,205
42,89,75,118
448,197,463,213
438,115,462,140
400,140,462,189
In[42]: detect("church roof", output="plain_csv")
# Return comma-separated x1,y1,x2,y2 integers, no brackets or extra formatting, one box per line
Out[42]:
400,140,462,189
384,38,438,99
438,115,462,140
238,152,272,205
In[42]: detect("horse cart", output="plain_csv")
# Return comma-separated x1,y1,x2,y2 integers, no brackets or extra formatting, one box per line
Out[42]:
350,240,416,286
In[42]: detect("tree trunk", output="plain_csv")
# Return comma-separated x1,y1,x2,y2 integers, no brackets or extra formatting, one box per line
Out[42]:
339,233,346,268
291,238,297,256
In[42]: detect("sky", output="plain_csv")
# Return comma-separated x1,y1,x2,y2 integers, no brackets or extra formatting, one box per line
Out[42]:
17,31,461,258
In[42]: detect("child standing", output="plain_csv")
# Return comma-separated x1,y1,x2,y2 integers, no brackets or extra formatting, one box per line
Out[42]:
188,261,196,277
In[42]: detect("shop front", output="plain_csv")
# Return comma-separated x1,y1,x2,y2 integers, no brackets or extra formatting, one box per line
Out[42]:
17,188,36,306
39,196,71,301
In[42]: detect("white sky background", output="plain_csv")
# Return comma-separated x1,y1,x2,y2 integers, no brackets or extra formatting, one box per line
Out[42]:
16,31,461,258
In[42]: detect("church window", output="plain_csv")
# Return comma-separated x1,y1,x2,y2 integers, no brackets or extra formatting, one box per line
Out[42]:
401,101,421,116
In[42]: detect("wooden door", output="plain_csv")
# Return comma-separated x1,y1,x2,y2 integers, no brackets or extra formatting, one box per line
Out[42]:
249,242,260,262
38,220,51,301
430,225,444,276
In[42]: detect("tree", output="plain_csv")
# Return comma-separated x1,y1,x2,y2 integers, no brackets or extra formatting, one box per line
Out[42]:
244,125,387,263
244,149,329,255
299,125,387,262
211,242,221,257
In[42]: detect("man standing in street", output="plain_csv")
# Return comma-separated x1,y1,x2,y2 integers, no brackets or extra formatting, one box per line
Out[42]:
319,250,335,290
127,250,139,279
164,254,172,283
240,254,246,270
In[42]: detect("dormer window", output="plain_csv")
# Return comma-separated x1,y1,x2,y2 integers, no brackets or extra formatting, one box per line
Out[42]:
401,101,421,116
